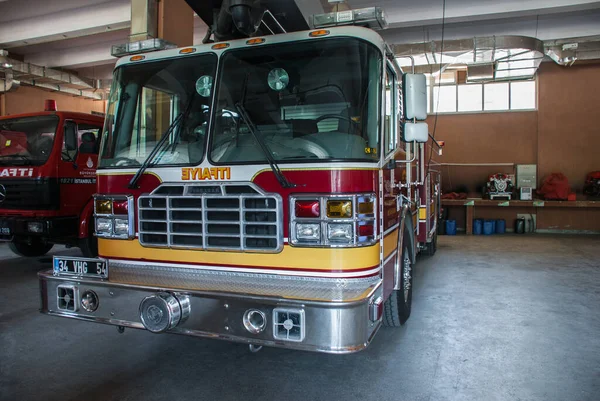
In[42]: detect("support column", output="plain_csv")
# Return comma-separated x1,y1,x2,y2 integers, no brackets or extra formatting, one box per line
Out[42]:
157,0,194,47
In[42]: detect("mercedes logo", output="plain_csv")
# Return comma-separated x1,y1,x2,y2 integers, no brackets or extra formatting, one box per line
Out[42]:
0,185,6,203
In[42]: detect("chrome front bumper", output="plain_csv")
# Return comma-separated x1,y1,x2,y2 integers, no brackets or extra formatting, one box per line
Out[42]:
39,271,383,354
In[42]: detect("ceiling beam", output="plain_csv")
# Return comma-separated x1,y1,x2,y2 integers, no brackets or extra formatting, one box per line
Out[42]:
0,0,130,48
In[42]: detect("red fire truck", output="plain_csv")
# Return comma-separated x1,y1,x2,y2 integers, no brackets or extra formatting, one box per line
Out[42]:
0,103,103,257
39,7,441,353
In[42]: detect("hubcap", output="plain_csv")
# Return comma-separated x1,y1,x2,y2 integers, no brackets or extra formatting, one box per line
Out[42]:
402,250,412,302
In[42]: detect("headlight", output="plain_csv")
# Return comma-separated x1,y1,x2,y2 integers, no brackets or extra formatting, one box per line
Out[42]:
96,218,113,234
296,223,320,241
113,219,129,236
27,221,44,233
327,223,353,242
94,195,134,239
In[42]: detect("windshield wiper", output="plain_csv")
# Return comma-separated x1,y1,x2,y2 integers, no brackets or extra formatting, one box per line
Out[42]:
234,103,296,189
0,154,32,165
128,91,196,189
128,112,185,189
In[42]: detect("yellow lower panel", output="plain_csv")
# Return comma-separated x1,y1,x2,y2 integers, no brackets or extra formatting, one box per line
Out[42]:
383,229,398,258
99,239,380,271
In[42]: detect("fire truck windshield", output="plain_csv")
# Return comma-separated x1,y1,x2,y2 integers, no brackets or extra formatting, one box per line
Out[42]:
209,38,382,164
99,53,217,168
0,115,59,165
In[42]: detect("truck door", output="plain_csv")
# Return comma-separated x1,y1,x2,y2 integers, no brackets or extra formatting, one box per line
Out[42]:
58,120,101,215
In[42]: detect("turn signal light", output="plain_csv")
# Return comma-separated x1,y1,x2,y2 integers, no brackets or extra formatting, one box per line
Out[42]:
358,200,374,214
95,199,112,215
295,200,320,218
326,200,352,218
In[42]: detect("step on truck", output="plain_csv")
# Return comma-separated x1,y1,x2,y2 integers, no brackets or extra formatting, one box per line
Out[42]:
40,6,442,353
0,102,103,257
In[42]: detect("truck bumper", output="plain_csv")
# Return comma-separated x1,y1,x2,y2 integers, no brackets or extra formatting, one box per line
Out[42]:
0,216,78,241
39,270,383,354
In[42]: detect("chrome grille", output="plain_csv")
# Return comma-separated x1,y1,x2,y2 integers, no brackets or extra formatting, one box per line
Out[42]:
138,183,282,252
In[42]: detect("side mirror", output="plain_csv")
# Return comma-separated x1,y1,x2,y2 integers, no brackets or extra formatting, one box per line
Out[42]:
402,122,429,143
64,121,78,151
63,120,79,166
402,73,427,121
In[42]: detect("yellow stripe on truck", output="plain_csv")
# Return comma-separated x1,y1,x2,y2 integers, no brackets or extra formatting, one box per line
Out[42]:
383,229,398,258
419,207,427,220
99,239,380,271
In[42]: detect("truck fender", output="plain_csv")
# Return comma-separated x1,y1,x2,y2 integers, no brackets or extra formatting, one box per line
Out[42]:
78,198,95,239
394,205,415,291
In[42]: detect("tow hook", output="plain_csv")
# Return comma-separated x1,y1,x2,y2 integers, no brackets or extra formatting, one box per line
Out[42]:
249,344,262,353
117,325,125,334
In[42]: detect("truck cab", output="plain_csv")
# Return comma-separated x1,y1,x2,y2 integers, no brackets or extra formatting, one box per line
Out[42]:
0,105,104,257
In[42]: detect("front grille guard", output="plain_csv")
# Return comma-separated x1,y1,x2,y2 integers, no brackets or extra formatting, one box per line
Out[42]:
137,182,284,253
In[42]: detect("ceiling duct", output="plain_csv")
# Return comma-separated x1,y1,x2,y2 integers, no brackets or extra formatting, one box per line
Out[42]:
0,51,105,99
544,35,600,65
392,35,545,81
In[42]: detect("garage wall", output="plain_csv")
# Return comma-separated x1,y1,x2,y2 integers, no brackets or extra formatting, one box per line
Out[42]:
537,62,600,189
428,112,538,193
432,61,600,231
0,86,106,116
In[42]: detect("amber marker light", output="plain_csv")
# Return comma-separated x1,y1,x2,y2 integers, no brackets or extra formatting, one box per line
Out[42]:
211,43,230,50
309,30,330,37
179,47,196,54
129,55,145,61
246,38,265,45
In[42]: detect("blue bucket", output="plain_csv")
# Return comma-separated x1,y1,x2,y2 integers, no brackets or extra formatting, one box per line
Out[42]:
473,219,483,235
445,220,457,236
495,219,506,234
483,220,495,235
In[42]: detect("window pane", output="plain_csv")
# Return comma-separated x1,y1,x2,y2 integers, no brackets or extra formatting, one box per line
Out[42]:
433,85,457,113
458,84,482,112
484,83,509,111
510,81,536,110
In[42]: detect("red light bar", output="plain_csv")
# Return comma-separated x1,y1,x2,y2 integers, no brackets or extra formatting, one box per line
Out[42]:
295,200,320,218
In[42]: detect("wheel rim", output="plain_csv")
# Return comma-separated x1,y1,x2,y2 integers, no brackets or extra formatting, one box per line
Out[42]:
402,248,412,302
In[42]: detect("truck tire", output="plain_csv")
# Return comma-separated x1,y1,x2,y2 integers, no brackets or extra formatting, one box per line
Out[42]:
383,229,413,327
9,240,53,257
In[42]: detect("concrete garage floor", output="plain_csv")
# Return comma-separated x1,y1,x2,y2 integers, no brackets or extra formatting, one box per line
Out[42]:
1,235,599,401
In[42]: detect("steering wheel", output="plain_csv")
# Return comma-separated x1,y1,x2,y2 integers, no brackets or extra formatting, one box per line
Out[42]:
290,137,329,159
111,157,141,167
315,114,361,135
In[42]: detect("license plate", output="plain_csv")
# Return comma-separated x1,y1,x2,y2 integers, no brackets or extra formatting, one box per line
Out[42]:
53,256,108,279
0,220,11,235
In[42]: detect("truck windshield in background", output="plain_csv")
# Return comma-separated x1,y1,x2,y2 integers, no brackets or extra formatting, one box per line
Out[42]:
210,38,381,164
99,53,218,168
0,115,59,165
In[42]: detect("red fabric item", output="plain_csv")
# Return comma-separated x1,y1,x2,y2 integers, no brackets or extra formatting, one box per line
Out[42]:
441,192,467,200
538,173,570,200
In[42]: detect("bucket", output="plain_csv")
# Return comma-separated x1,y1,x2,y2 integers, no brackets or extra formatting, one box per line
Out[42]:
473,219,483,235
515,218,526,234
483,220,494,235
495,219,506,234
445,220,457,236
